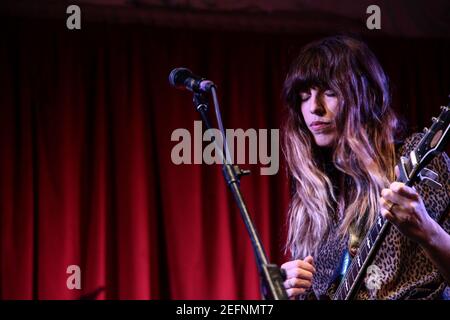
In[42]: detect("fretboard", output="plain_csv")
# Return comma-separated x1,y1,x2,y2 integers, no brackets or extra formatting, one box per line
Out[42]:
333,214,390,300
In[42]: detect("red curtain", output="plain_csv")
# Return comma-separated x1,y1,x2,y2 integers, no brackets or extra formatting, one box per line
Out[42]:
0,17,449,299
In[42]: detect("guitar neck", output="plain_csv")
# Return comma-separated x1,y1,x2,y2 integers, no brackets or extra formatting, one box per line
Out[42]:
333,215,390,300
333,176,416,300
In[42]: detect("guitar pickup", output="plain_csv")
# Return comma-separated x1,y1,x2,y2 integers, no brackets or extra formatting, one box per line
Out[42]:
418,168,442,189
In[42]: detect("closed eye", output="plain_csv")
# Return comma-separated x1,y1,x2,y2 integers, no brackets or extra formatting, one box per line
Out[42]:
324,90,336,97
299,92,311,102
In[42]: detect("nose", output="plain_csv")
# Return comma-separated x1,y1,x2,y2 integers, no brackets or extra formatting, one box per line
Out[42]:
310,95,326,116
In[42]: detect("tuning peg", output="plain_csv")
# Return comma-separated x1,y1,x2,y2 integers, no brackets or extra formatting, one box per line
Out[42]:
441,105,449,111
431,117,438,122
423,127,428,133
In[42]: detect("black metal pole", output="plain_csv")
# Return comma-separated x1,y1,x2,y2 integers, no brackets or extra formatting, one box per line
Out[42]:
192,91,288,300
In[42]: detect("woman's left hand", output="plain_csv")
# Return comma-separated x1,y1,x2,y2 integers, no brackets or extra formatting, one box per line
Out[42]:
379,174,437,245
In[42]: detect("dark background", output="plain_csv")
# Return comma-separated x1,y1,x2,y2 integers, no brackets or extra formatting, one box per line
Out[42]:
0,0,449,299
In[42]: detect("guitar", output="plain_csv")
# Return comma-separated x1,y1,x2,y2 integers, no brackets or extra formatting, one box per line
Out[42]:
332,103,450,300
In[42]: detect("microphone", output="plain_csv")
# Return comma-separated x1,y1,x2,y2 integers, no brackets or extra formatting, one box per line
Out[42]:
168,67,215,93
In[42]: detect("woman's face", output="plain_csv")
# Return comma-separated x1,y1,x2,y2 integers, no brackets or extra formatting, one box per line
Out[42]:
300,87,339,148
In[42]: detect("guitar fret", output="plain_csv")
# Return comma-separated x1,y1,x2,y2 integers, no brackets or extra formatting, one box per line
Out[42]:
350,264,357,284
361,241,368,259
370,224,379,241
338,283,346,299
335,289,343,300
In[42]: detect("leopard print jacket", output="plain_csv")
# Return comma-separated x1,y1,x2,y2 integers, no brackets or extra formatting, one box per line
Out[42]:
300,133,450,300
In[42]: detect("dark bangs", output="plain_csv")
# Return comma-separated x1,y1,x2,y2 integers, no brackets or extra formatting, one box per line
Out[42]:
283,41,341,109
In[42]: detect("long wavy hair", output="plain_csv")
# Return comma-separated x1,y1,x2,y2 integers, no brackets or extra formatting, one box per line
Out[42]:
282,36,400,259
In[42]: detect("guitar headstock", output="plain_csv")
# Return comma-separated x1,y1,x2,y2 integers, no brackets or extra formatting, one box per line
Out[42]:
398,103,450,186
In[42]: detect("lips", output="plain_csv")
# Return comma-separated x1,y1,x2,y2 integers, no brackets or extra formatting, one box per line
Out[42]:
310,121,332,132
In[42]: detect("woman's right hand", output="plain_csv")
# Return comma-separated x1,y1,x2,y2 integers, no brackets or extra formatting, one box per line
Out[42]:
281,255,315,299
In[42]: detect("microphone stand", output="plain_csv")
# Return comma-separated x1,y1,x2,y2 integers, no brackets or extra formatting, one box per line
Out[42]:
191,90,288,300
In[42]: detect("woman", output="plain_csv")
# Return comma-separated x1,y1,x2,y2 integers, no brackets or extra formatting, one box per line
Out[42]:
280,35,450,300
